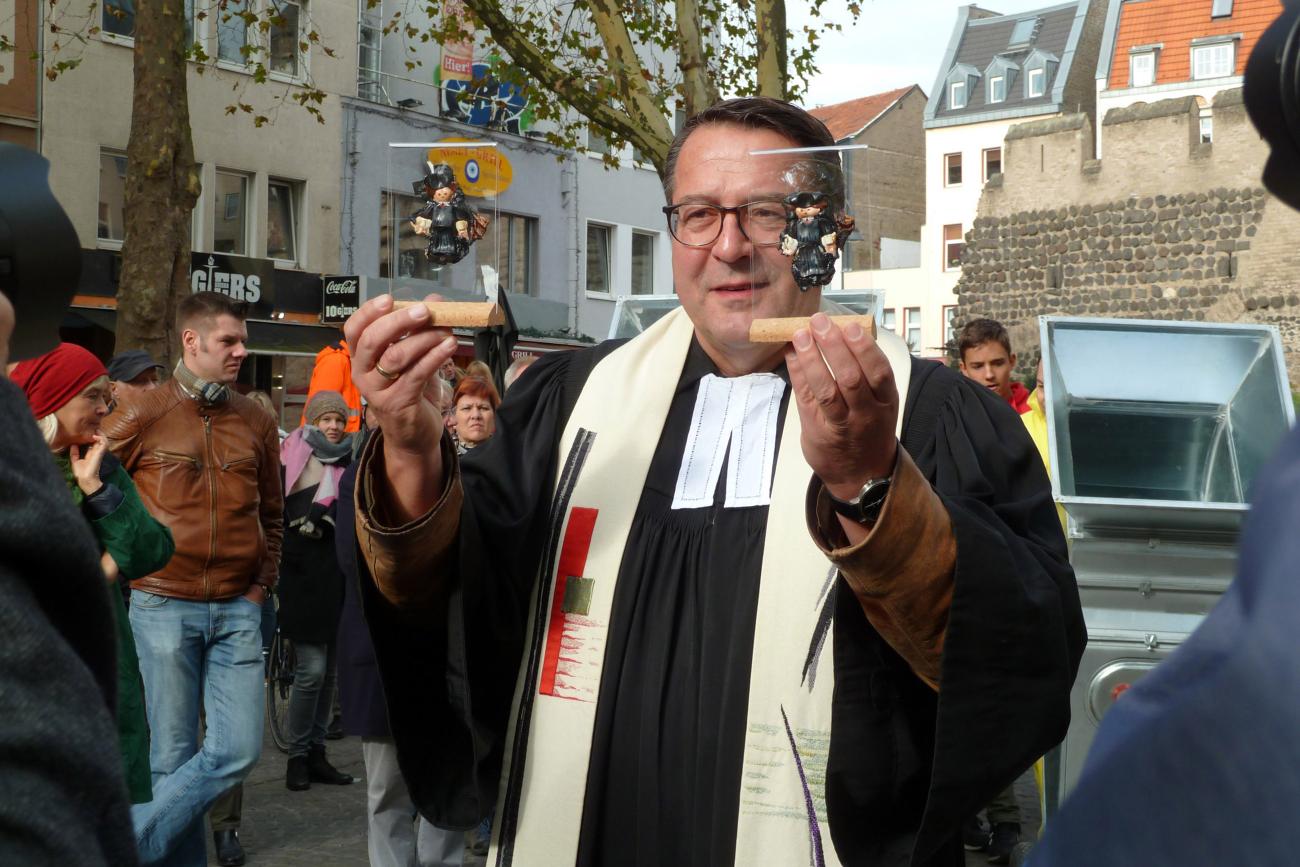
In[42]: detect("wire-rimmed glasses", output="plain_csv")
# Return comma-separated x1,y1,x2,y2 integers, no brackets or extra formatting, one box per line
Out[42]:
661,200,788,248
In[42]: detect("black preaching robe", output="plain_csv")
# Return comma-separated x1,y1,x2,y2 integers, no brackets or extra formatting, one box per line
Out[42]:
357,337,1085,867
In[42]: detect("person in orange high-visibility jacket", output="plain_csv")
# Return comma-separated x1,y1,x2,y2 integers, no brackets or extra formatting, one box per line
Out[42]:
302,338,362,432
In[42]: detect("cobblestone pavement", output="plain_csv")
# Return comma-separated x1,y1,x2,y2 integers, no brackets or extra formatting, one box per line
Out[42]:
209,721,1037,866
204,724,487,867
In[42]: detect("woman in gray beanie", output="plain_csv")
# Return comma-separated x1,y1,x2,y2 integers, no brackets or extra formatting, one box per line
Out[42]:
278,390,356,791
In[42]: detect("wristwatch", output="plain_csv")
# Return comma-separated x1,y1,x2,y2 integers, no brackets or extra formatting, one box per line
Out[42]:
826,476,892,525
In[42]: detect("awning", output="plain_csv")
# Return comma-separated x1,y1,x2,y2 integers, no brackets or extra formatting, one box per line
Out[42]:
66,307,341,357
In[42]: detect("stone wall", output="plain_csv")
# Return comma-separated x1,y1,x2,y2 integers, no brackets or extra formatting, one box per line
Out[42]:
955,88,1300,385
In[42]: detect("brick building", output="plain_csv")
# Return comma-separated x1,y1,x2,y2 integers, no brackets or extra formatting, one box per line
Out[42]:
953,88,1300,384
809,85,927,272
1094,0,1282,156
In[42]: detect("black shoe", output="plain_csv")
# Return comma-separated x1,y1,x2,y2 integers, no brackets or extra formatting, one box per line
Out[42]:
962,815,990,851
326,714,345,740
987,822,1021,865
286,755,311,791
307,745,355,785
213,829,246,866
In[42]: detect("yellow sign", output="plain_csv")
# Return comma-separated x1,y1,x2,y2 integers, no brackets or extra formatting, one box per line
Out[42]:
427,138,513,199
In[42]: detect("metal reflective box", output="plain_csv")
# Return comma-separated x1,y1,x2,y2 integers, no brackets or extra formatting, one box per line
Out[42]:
1040,317,1295,534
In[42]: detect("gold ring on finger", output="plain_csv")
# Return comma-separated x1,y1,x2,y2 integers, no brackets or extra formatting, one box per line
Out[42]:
374,362,400,381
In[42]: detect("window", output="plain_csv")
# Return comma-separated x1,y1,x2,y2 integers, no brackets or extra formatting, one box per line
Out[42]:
983,147,1002,182
217,0,251,64
1009,18,1037,47
943,223,964,271
588,124,611,156
1192,42,1234,80
1027,67,1045,97
358,17,383,101
631,231,655,295
674,106,687,134
266,180,299,262
478,212,536,295
904,307,922,353
1211,0,1233,18
98,150,128,245
944,152,962,187
989,75,1006,104
379,191,449,283
880,308,897,335
269,0,303,77
1130,51,1156,87
1200,113,1214,144
104,0,194,41
213,171,249,255
949,80,967,110
943,306,958,345
586,224,612,294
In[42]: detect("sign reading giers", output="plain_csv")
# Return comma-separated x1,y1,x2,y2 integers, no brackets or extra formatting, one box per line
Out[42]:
189,253,276,319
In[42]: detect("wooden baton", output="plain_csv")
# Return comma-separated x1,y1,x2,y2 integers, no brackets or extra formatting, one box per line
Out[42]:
748,314,877,343
392,300,505,328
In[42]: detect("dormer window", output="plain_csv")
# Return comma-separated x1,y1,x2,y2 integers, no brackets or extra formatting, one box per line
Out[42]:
1131,51,1156,87
989,75,1006,103
1009,17,1038,47
1027,67,1045,97
950,80,967,109
1211,0,1233,18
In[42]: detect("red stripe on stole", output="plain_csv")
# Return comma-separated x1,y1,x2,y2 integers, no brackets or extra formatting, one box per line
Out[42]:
538,507,599,697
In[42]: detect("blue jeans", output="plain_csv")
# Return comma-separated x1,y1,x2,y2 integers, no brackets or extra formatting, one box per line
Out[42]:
129,592,265,866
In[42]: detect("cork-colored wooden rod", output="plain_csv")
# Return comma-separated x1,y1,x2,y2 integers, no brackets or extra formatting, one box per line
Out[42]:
392,300,505,328
749,314,878,343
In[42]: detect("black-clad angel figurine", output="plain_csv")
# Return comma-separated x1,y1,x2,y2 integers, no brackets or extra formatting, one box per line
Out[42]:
778,191,856,290
410,163,490,266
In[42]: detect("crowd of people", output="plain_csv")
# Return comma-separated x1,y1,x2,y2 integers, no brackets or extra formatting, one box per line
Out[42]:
3,290,521,867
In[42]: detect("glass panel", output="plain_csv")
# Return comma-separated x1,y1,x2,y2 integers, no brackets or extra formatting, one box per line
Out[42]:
1009,17,1037,46
1192,43,1233,80
270,0,301,76
944,223,964,270
267,181,296,260
479,212,534,295
945,153,961,186
217,0,250,63
103,0,135,37
631,231,654,295
881,308,896,334
1131,52,1155,87
98,152,128,242
990,75,1005,103
1200,115,1213,144
588,125,611,156
380,191,450,283
1211,0,1233,17
950,81,965,109
904,307,921,353
586,224,611,294
984,148,1002,180
213,172,247,254
1027,67,1044,97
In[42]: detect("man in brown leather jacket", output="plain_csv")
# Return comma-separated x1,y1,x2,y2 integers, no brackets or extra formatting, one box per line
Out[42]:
104,291,283,867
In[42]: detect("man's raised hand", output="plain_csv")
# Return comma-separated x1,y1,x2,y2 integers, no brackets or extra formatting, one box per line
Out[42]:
345,293,457,521
786,312,899,504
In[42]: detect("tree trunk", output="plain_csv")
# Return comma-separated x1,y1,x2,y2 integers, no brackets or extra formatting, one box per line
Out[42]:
754,0,788,99
115,0,200,370
675,0,720,116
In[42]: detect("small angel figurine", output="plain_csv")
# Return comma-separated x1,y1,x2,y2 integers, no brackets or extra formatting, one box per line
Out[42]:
778,191,855,290
410,163,491,266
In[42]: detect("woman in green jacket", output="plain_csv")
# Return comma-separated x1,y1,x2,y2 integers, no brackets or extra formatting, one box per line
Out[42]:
11,343,175,804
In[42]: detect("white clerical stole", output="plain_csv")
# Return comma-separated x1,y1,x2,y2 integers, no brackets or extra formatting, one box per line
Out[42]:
671,372,787,510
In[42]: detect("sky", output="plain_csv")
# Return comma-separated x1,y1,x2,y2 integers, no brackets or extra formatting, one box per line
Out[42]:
789,0,1069,108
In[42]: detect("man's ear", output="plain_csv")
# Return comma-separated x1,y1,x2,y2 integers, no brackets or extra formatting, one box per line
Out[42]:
181,327,198,357
1009,352,1017,368
958,357,968,373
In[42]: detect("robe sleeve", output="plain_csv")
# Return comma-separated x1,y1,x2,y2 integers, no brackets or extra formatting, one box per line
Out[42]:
908,373,1085,859
352,348,582,830
806,448,955,691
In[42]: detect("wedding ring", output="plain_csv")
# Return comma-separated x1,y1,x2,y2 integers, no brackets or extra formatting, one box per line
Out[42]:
374,362,400,381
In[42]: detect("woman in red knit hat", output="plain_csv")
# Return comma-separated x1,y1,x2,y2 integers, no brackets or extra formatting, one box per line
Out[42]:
10,342,175,806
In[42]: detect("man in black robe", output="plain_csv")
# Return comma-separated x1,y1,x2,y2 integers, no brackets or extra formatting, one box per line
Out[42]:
343,98,1084,866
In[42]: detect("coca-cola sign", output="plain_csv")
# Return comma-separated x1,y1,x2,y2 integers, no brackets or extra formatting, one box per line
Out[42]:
321,275,363,324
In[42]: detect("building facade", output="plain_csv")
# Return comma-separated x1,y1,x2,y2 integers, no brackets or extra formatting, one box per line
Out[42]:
0,0,39,148
917,0,1106,357
1094,0,1282,157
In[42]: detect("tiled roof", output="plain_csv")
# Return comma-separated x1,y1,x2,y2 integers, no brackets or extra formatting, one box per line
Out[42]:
935,2,1081,121
1107,0,1281,89
808,86,918,141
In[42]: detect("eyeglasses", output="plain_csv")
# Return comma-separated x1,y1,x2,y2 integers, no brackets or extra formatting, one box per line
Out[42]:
662,200,788,248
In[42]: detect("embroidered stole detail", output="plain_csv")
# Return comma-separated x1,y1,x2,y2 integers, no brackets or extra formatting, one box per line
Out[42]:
490,307,914,866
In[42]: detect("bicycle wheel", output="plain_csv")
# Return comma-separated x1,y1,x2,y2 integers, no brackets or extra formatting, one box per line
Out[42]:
266,631,296,753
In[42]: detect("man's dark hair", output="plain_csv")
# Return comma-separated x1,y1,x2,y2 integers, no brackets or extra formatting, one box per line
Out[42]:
958,318,1013,359
663,97,840,202
177,292,249,335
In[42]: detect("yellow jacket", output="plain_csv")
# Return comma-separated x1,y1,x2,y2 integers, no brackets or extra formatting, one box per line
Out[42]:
1023,389,1067,533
